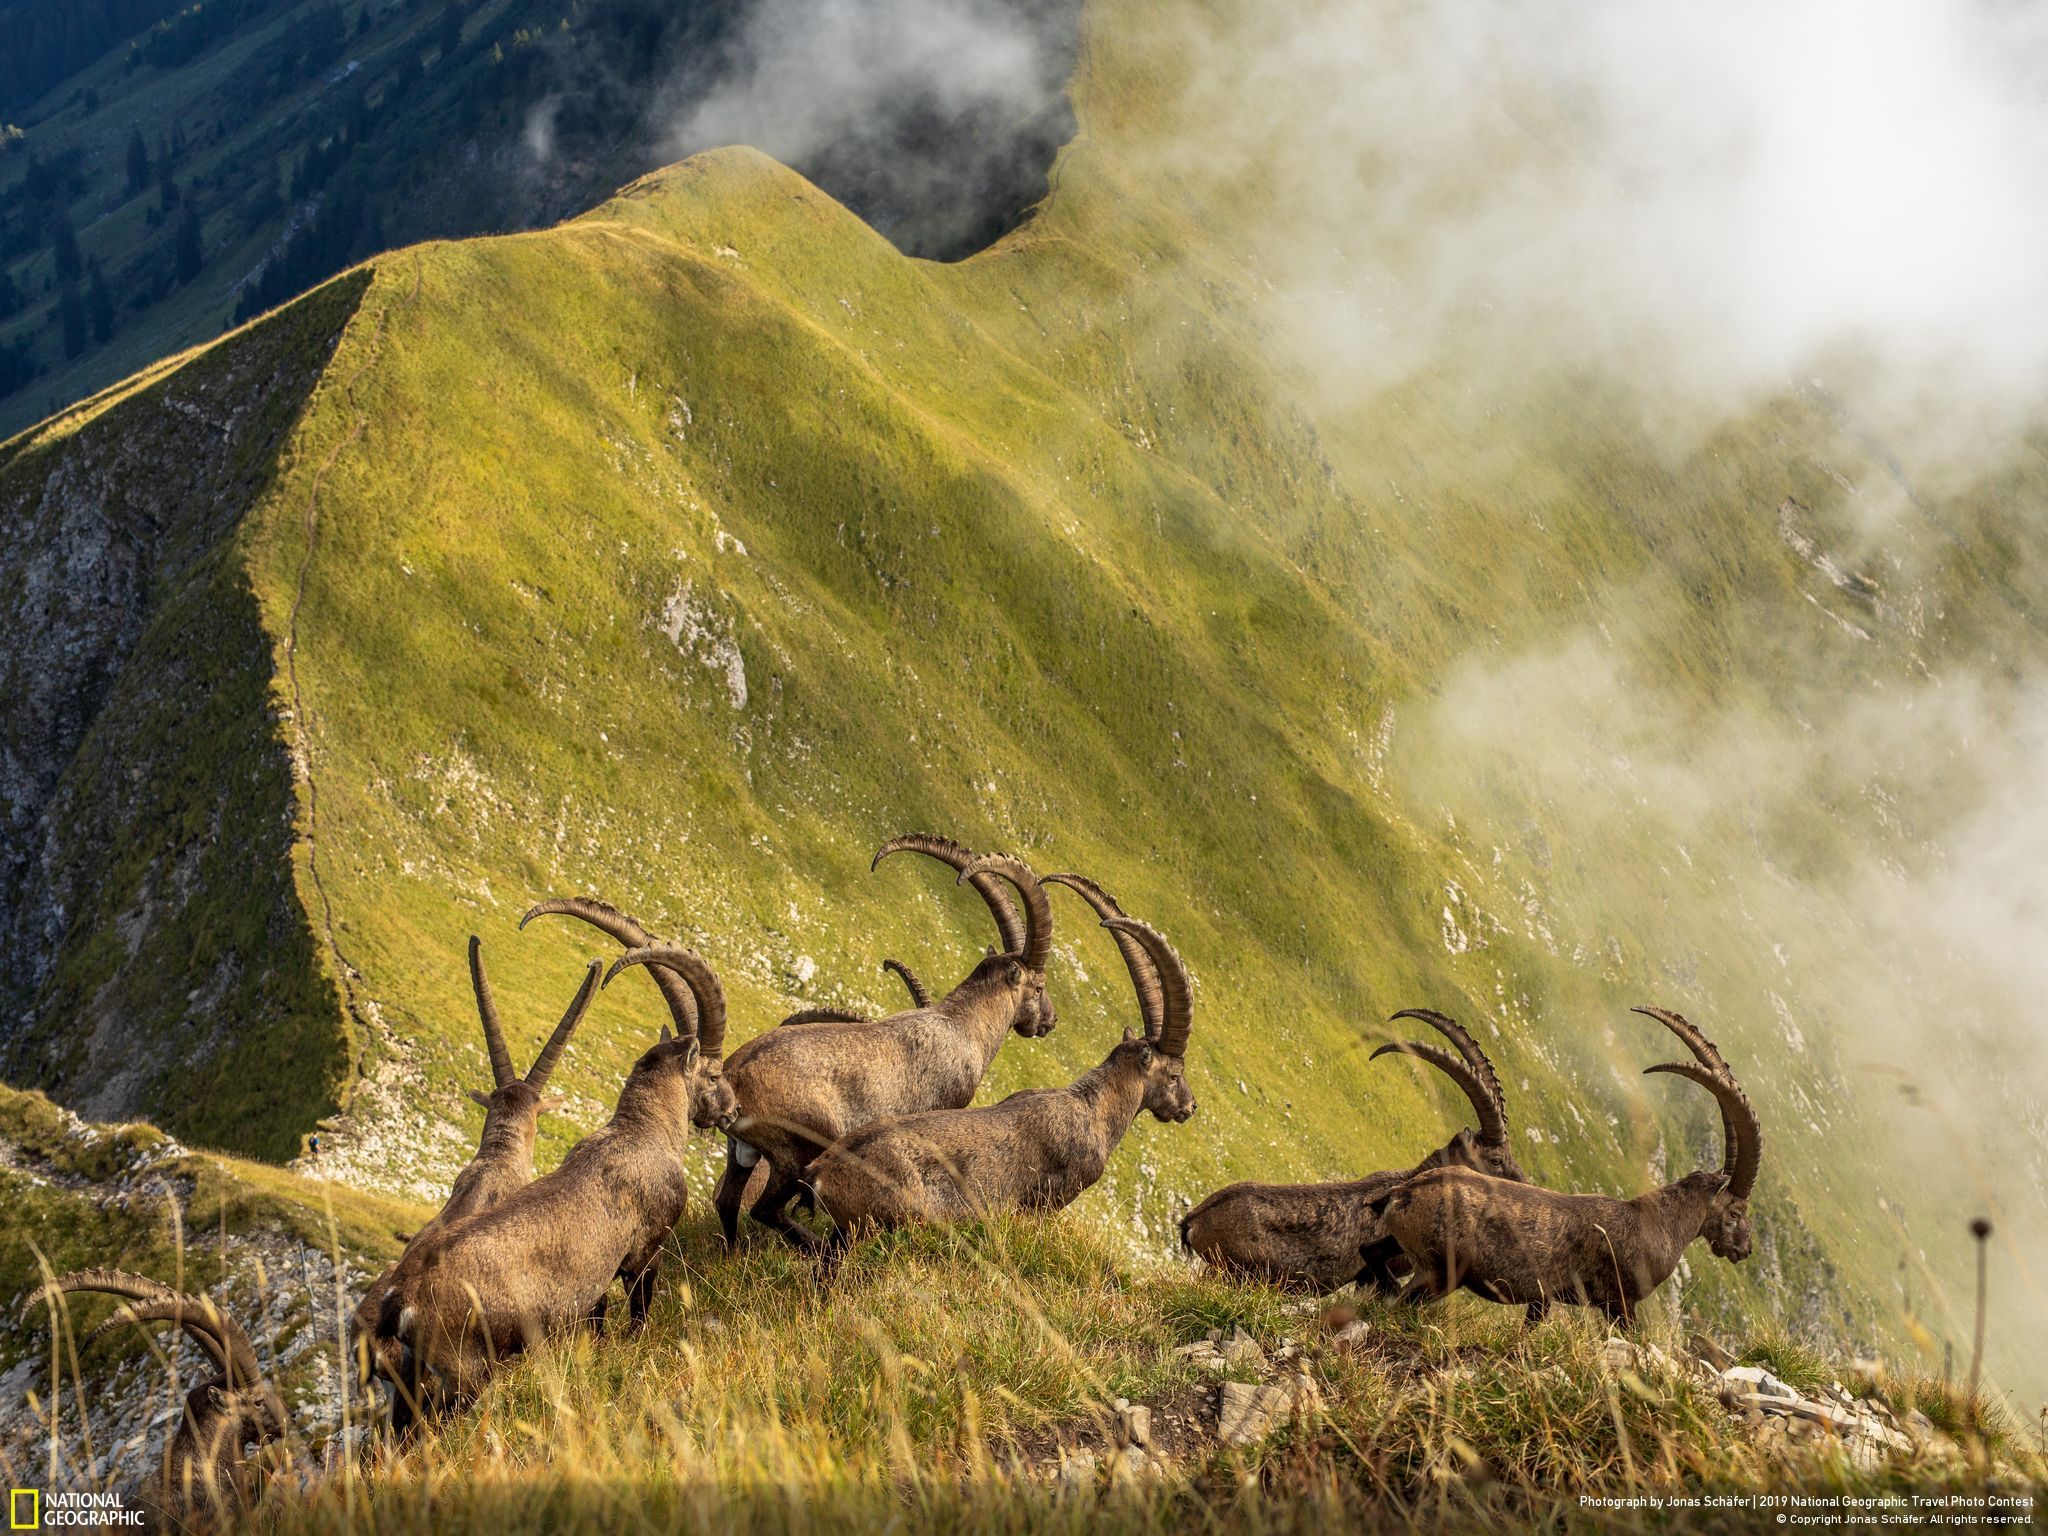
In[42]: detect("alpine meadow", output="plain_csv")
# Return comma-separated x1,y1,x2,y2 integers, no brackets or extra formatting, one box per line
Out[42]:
1,0,2045,1530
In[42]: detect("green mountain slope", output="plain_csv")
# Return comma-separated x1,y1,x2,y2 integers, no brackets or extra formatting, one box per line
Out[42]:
2,0,2043,1410
0,0,1080,435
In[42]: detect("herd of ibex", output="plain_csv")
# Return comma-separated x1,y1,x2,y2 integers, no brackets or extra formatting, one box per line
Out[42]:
18,831,1765,1526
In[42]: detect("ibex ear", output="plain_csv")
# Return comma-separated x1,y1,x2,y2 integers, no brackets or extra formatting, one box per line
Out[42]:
1003,960,1024,986
659,1023,673,1043
682,1039,701,1070
1122,1025,1139,1042
537,1094,567,1113
468,1090,492,1110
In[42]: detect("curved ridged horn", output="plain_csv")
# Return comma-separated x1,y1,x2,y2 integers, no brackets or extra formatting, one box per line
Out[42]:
1043,873,1161,1038
1633,1007,1744,1185
780,1007,869,1026
84,1300,230,1376
29,1272,263,1390
524,959,602,1092
872,834,1025,957
22,1267,174,1322
522,897,699,1039
469,937,515,1089
1631,1006,1733,1075
1370,1039,1506,1146
1644,1061,1762,1201
604,945,727,1059
955,853,1052,972
881,958,930,1009
1100,916,1191,1057
1387,1008,1509,1137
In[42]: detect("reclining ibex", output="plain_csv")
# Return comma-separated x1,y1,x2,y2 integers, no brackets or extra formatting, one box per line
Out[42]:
606,834,1057,1246
1179,1008,1526,1293
1374,1006,1762,1323
351,938,600,1431
810,894,1195,1241
374,946,737,1415
23,1271,286,1525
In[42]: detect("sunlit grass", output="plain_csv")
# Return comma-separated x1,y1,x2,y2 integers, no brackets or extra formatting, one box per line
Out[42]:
248,1214,2041,1535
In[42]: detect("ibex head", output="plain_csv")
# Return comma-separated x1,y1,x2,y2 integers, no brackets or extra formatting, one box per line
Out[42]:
198,1375,290,1455
1636,1006,1762,1262
24,1270,287,1508
1095,911,1197,1123
604,944,743,1130
1044,876,1197,1122
1371,1008,1523,1182
465,937,601,1136
873,835,1057,1038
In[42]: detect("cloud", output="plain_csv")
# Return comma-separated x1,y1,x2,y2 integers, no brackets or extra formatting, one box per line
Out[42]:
664,0,1079,258
1162,0,2048,440
1401,610,2048,1395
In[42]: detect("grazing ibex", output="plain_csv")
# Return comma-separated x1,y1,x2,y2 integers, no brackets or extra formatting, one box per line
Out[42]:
352,939,600,1431
517,896,743,1133
780,958,931,1026
608,834,1058,1247
1179,1009,1526,1293
375,946,736,1414
23,1271,286,1525
810,900,1195,1240
1375,1006,1762,1323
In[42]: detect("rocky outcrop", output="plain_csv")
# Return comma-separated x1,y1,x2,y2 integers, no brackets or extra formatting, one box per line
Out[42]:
0,272,371,1158
0,1084,412,1499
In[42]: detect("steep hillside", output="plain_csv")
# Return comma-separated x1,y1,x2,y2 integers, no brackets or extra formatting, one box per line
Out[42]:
1,0,2043,1418
0,270,369,1157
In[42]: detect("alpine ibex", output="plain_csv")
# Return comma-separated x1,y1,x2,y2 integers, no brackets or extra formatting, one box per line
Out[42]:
351,939,600,1429
518,896,742,1133
374,946,736,1413
608,834,1058,1247
1374,1007,1763,1323
810,901,1195,1239
779,958,931,1026
23,1271,286,1525
1179,1009,1526,1293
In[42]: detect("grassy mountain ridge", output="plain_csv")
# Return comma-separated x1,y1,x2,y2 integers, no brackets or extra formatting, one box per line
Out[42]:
0,0,2043,1415
0,0,1082,435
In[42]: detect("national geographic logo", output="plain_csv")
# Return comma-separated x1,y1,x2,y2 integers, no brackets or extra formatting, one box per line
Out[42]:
9,1490,143,1528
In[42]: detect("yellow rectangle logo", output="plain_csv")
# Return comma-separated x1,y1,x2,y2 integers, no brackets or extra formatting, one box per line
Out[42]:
8,1489,37,1531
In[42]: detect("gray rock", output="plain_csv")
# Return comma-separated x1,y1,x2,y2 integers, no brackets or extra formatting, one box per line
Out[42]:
1689,1332,1735,1371
1720,1363,1799,1400
1118,1403,1153,1448
1222,1326,1268,1371
1727,1389,1806,1417
1217,1381,1289,1445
